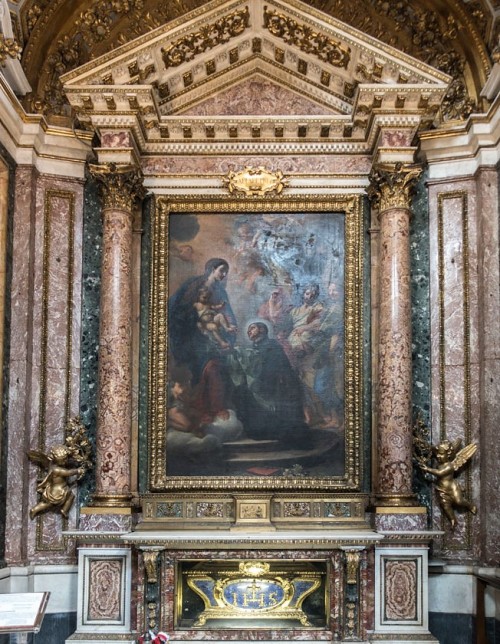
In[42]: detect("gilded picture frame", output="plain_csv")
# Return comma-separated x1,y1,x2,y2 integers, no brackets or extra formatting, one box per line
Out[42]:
147,195,363,492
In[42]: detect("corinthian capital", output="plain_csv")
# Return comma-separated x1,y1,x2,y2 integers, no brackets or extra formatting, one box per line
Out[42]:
368,162,422,212
89,163,146,212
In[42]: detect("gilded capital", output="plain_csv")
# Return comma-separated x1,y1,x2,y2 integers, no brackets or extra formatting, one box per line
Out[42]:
89,163,146,212
368,162,422,212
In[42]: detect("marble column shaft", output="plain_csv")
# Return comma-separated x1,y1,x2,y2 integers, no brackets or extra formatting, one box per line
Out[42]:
91,164,144,506
370,163,422,505
377,205,413,498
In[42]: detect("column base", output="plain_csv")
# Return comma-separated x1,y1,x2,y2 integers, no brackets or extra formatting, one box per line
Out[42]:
90,493,134,508
79,505,137,531
373,493,419,507
374,505,428,531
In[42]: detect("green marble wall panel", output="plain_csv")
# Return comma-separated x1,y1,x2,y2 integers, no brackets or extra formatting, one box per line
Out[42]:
410,170,432,514
78,176,102,507
138,196,152,493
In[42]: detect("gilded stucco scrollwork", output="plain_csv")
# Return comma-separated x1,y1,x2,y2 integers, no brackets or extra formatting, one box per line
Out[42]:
345,549,360,584
142,549,161,584
263,6,351,69
19,0,493,121
368,162,422,212
0,34,22,66
161,6,250,68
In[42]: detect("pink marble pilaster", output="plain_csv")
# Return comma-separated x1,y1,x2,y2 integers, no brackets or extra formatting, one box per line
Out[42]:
369,163,422,507
90,163,144,508
427,174,493,558
476,166,500,565
6,169,85,565
5,166,38,565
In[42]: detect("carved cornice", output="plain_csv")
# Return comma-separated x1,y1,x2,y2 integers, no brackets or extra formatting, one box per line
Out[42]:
20,0,491,122
89,163,146,212
368,162,423,212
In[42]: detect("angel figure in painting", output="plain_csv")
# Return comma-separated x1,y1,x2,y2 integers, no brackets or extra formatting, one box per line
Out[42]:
419,439,477,528
28,417,92,520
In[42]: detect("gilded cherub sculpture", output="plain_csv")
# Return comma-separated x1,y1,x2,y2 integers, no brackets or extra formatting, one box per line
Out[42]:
28,417,92,520
416,436,477,528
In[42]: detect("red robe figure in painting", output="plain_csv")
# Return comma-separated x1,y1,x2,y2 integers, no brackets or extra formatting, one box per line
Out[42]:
168,258,237,421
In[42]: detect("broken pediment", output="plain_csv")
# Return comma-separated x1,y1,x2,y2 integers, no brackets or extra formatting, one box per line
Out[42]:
62,0,451,154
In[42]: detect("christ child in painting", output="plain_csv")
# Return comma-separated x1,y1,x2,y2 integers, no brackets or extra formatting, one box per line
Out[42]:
193,286,237,349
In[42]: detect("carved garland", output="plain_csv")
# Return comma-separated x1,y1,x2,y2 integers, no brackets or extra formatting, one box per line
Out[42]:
0,34,21,66
161,6,250,69
263,5,351,69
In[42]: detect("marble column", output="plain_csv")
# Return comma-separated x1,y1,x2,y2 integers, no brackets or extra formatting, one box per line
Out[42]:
369,162,422,508
89,163,145,508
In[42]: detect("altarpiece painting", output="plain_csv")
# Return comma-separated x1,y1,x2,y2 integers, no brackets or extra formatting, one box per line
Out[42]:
147,197,364,492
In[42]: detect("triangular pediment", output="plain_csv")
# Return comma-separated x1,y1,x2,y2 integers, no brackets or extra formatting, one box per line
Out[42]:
62,0,451,154
178,73,337,117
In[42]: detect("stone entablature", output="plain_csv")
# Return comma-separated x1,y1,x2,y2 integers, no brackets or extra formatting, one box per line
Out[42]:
61,0,449,156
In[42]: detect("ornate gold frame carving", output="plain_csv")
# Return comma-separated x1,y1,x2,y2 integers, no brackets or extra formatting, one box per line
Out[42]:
147,195,364,492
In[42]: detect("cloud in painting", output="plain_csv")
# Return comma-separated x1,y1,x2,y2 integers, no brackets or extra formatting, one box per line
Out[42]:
170,214,200,242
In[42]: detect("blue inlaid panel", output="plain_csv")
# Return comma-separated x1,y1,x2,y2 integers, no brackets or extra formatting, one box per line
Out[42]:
221,579,287,609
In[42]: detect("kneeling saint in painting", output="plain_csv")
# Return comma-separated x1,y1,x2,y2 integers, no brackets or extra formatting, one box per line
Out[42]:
230,322,309,447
